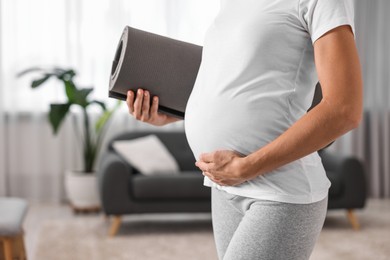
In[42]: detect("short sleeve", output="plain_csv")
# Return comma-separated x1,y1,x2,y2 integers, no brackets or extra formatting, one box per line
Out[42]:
298,0,355,43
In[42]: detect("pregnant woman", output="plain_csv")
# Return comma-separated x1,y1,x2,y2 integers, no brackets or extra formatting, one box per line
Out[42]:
126,0,362,259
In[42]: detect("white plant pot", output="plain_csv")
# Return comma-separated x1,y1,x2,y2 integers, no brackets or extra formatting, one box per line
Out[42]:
65,170,100,209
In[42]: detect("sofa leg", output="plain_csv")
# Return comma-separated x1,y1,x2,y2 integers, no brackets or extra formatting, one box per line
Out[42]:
109,216,122,237
17,232,27,260
1,237,13,260
346,209,360,230
1,233,27,260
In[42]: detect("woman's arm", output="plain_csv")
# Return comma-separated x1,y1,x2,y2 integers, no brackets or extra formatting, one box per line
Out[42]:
196,25,363,186
126,88,182,126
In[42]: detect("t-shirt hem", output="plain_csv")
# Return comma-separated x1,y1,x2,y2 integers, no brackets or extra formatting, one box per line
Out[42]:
204,178,329,204
311,17,355,43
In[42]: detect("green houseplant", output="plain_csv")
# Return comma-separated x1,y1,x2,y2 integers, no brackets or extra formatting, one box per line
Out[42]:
18,67,120,211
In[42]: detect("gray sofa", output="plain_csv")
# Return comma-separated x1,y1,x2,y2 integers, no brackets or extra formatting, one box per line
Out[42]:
97,131,211,236
97,130,366,235
319,149,367,229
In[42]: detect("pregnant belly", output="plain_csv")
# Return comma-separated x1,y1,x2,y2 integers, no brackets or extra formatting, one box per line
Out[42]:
184,96,291,160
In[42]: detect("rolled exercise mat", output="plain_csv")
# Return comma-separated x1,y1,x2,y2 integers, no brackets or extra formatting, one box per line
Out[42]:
108,26,203,119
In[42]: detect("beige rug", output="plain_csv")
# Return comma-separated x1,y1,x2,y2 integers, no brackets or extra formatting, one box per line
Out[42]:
34,215,217,260
34,202,390,260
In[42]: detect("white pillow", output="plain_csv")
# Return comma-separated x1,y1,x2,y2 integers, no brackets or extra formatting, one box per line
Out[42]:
112,135,180,175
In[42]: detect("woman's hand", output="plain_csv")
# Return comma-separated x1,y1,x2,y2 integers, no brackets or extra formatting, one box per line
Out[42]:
126,88,181,126
195,150,254,186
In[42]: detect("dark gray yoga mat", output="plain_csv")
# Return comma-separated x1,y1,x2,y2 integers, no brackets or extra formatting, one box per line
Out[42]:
109,26,202,119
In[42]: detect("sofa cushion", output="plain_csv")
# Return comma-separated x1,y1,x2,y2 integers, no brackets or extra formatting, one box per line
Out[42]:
132,171,210,200
326,171,344,198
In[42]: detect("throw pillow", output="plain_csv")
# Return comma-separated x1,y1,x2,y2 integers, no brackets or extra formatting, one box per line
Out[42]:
112,135,180,175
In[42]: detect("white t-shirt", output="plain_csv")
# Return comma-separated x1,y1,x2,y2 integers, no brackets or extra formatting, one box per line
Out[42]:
184,0,355,204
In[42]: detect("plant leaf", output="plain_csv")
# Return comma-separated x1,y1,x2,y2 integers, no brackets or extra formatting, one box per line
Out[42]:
64,80,77,102
95,110,112,133
31,74,51,88
16,67,44,78
95,100,121,133
93,100,121,171
56,69,76,81
74,88,93,107
49,103,71,134
91,100,106,111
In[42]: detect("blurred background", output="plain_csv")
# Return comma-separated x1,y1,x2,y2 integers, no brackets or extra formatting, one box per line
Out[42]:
1,0,389,203
0,0,220,202
0,0,389,259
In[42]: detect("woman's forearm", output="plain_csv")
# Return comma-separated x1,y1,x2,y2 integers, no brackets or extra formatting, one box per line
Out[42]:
241,99,361,179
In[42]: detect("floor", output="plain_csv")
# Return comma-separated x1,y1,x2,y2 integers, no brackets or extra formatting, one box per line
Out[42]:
23,199,390,260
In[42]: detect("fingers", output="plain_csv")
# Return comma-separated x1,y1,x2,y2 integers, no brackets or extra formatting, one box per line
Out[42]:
199,150,239,164
126,88,170,126
126,90,135,114
150,95,159,117
199,152,214,163
196,150,246,187
202,171,226,186
196,159,226,186
133,89,145,120
141,90,150,121
195,161,209,172
129,88,153,121
202,171,215,181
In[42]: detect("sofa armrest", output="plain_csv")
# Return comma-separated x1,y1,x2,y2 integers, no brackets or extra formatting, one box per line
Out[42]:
319,150,367,209
97,151,135,215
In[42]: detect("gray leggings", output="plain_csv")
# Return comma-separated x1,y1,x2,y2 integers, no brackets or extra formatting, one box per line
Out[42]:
211,188,328,260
